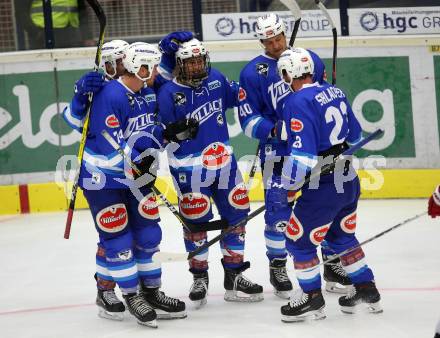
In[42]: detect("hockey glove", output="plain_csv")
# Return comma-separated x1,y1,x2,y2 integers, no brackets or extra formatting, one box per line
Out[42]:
163,118,199,143
428,185,440,218
159,31,194,54
159,31,194,73
134,154,158,189
74,71,105,96
270,120,288,142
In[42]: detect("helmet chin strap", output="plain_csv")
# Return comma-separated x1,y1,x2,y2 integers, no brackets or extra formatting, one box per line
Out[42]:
135,66,153,82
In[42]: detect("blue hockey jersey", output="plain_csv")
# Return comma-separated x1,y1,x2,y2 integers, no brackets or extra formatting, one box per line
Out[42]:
238,54,290,152
157,68,238,172
238,50,327,159
73,79,163,189
282,82,362,182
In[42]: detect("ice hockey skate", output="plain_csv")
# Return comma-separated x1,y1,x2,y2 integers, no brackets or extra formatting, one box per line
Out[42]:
269,258,293,299
141,286,187,319
222,260,264,302
281,289,326,322
189,271,209,308
96,289,125,321
339,281,382,314
123,293,157,328
322,252,352,294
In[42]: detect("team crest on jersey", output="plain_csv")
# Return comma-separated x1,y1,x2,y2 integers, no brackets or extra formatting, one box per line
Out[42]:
310,224,330,245
290,118,304,132
238,87,247,101
96,204,128,233
287,190,297,203
228,183,250,210
138,193,160,220
178,172,187,183
105,114,120,128
201,142,231,169
179,193,210,220
174,92,186,106
256,62,269,76
286,213,303,241
216,113,224,126
126,93,135,108
341,212,357,233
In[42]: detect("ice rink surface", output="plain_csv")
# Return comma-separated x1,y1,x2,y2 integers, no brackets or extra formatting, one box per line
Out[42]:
0,199,439,338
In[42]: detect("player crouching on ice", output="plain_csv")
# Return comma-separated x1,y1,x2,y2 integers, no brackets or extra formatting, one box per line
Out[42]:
276,47,382,322
76,42,198,327
157,38,263,308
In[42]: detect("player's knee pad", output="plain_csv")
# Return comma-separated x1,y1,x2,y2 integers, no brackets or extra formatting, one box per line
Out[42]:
94,203,129,239
133,223,162,252
264,180,290,228
325,235,359,254
179,192,212,221
101,231,134,262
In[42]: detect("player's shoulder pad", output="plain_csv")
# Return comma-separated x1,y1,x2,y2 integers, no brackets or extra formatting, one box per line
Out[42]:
242,55,272,80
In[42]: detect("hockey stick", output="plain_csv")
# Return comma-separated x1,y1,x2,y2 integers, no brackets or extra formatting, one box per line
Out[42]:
188,129,384,260
301,211,428,271
101,130,194,233
315,0,337,85
64,0,106,239
245,148,260,192
280,0,302,47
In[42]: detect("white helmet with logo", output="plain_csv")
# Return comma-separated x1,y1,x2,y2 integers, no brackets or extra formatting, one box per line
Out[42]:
175,38,210,87
122,42,161,81
255,13,286,40
100,39,129,78
175,38,208,60
277,47,314,84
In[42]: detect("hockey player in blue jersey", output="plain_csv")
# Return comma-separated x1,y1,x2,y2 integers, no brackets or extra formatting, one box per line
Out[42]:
63,34,194,320
63,39,128,320
238,13,350,298
68,42,199,327
276,47,382,322
157,38,263,307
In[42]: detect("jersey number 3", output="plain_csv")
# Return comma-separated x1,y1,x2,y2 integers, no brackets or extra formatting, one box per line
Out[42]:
325,101,348,145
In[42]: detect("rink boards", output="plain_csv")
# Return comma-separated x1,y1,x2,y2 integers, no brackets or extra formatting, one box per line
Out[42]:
0,168,438,214
0,35,439,214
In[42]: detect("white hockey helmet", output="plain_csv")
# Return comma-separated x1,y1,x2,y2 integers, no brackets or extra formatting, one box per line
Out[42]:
175,38,208,60
175,38,210,87
277,47,314,85
122,42,161,81
255,13,286,40
100,39,129,78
